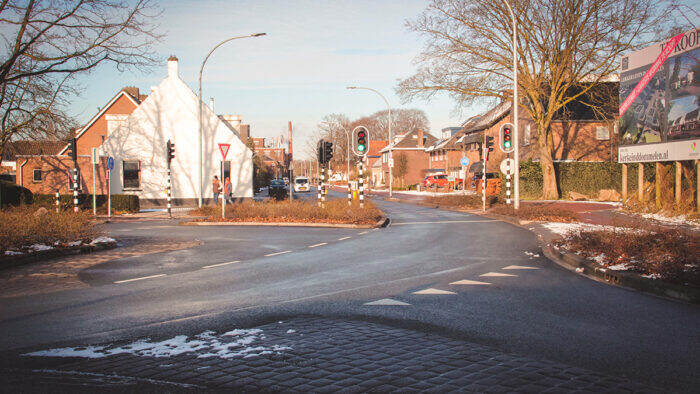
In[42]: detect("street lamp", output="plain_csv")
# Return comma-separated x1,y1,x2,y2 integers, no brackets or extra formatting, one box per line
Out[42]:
198,32,266,207
501,1,519,209
346,86,393,197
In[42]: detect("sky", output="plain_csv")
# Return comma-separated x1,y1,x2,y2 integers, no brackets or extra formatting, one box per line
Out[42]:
68,0,483,159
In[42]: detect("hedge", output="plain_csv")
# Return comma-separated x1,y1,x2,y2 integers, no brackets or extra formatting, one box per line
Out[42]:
0,180,33,207
499,159,656,200
33,193,140,212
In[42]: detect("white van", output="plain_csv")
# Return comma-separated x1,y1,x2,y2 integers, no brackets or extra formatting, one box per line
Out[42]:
293,176,310,192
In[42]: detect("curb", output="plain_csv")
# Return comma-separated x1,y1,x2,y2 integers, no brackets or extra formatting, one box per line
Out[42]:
542,242,700,304
0,241,118,270
179,216,389,229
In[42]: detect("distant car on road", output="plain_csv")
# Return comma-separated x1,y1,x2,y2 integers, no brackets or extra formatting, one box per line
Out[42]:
268,179,288,200
294,176,310,192
424,174,463,189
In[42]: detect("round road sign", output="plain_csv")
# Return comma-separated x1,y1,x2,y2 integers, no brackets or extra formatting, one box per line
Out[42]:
107,157,114,171
460,157,470,166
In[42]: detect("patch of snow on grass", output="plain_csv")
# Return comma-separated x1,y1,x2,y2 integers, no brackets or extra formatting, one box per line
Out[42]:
30,244,53,251
592,254,607,264
68,241,82,247
4,250,23,256
642,273,662,280
640,213,697,226
90,236,116,245
541,222,644,236
607,263,631,271
23,328,291,361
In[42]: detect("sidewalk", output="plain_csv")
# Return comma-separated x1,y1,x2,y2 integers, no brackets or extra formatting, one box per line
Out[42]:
5,317,651,392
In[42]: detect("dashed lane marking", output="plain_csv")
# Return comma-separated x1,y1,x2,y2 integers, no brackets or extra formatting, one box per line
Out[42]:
338,236,351,241
358,231,369,235
450,279,491,285
480,272,517,277
114,274,166,284
264,250,292,257
413,288,456,295
202,260,240,269
364,298,411,306
308,242,327,248
503,265,539,270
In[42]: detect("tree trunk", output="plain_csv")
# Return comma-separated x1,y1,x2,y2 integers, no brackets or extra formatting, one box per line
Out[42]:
536,122,559,200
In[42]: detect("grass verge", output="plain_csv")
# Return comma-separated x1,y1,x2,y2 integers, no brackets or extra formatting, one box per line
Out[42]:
489,203,579,222
555,227,699,287
1,206,98,253
425,194,497,209
190,199,384,225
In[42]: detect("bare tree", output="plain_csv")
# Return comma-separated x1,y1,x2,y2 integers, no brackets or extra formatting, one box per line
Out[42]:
397,0,679,199
0,0,162,165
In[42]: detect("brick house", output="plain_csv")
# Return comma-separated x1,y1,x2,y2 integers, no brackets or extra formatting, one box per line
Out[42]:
379,129,437,187
366,140,388,186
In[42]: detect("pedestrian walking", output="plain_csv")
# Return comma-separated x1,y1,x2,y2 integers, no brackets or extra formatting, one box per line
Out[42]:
225,177,232,204
212,176,221,204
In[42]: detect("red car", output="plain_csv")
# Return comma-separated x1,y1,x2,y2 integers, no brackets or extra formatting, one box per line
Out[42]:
423,174,463,188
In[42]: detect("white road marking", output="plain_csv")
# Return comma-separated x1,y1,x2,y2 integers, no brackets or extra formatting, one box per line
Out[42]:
364,298,411,306
503,265,539,270
264,250,291,257
413,288,456,295
308,242,327,248
114,274,166,284
358,231,369,235
338,236,351,241
202,260,240,269
450,279,491,285
392,220,496,226
480,272,517,277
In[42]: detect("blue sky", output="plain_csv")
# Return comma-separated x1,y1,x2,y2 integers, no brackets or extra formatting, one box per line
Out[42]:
69,0,480,159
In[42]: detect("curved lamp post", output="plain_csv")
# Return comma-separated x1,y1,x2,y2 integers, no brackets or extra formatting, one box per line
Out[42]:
346,86,393,197
198,32,266,207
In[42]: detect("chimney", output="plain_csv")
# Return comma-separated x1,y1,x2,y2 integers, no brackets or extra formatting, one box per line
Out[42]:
167,55,179,78
417,129,424,147
239,124,250,140
121,86,140,99
209,97,214,111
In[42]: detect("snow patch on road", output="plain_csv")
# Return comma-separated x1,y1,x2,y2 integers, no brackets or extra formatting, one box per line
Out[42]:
24,328,291,360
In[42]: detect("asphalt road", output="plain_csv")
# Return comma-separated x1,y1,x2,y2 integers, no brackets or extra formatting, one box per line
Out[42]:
0,189,698,391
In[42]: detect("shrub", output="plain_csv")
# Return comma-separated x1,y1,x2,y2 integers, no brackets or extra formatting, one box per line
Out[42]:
190,199,383,225
557,227,699,287
0,206,98,252
32,194,139,213
425,194,497,209
0,180,33,207
489,203,578,222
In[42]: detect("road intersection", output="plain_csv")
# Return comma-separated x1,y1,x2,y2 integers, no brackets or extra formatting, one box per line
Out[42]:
0,190,698,391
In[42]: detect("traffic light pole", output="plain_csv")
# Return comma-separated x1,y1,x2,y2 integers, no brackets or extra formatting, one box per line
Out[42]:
506,153,512,204
167,164,172,219
73,169,79,212
482,135,487,212
358,161,365,208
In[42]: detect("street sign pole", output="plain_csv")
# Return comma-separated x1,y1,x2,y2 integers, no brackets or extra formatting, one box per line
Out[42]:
92,148,97,216
107,157,114,219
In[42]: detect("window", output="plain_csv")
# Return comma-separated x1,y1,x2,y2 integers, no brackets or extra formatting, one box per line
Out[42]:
33,169,42,182
596,126,610,141
123,160,140,189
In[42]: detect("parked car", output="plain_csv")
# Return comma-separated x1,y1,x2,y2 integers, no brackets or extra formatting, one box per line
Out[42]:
424,174,463,189
268,178,288,200
294,176,310,192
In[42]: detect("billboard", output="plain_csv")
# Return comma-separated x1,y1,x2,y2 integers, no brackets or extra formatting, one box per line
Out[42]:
618,29,699,163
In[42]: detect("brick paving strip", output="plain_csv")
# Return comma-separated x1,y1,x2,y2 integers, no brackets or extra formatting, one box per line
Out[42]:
6,317,654,392
0,238,201,298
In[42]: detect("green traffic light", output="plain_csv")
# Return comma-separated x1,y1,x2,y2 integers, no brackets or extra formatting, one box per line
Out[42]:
504,141,511,148
358,145,365,151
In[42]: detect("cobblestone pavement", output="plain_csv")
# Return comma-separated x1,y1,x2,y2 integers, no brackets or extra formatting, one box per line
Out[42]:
0,237,201,298
5,317,654,392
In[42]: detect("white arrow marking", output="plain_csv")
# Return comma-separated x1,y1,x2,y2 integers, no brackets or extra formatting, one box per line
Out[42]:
413,288,456,295
480,272,517,277
450,279,491,285
502,265,539,270
363,298,411,306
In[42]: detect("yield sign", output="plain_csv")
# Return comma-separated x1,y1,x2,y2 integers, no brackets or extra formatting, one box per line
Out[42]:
218,143,230,159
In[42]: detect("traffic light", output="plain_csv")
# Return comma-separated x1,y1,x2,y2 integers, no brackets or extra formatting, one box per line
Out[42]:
317,139,325,163
324,141,333,163
66,138,77,162
166,139,175,163
499,123,514,153
485,136,494,160
356,127,368,154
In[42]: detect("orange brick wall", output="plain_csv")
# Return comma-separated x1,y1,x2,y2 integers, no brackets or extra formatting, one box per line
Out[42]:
383,149,430,186
17,156,108,195
75,93,138,156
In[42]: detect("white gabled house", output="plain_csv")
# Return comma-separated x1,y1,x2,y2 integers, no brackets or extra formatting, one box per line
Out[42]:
100,56,253,206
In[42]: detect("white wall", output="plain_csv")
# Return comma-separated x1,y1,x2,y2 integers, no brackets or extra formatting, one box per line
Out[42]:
100,59,253,202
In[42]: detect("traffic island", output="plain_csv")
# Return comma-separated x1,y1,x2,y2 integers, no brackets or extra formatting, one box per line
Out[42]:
182,200,387,228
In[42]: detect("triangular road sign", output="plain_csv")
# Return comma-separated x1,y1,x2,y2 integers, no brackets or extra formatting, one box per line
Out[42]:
218,143,231,159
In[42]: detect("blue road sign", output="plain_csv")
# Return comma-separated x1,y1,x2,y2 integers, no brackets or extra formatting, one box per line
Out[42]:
107,157,114,171
460,157,470,166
